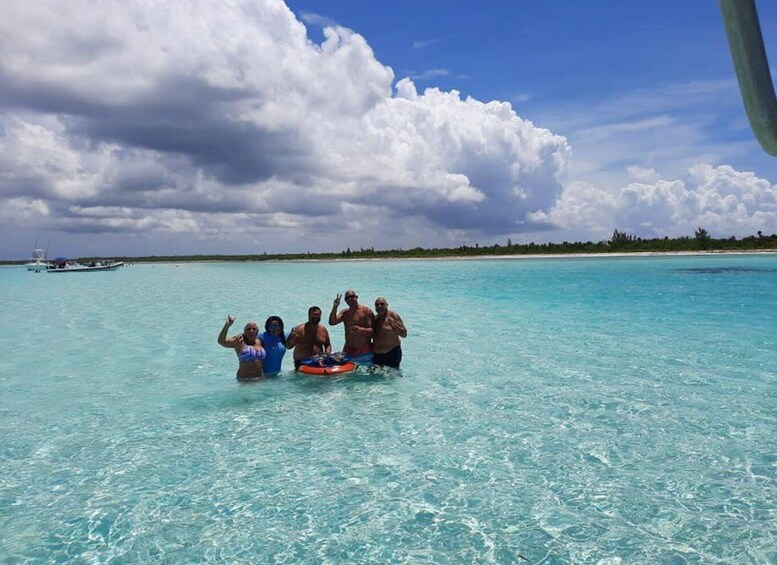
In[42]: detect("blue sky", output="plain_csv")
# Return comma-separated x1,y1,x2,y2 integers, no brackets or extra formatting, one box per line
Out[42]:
1,0,775,259
293,0,776,173
296,0,740,99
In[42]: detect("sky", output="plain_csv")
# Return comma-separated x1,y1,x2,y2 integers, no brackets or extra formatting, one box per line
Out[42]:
1,0,776,259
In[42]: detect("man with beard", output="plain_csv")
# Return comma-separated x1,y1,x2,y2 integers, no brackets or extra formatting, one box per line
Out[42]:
287,306,332,369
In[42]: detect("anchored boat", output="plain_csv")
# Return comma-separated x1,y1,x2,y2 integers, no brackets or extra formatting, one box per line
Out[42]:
25,248,51,272
47,258,124,273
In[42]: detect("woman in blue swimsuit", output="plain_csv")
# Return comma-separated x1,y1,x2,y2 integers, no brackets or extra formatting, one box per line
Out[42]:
217,316,266,380
258,316,289,375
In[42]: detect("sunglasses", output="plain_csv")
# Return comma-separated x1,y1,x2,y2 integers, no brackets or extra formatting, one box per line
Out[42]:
345,295,357,299
268,323,281,329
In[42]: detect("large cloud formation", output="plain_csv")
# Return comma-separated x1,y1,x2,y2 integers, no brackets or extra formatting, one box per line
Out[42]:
531,164,777,240
1,0,774,257
0,0,569,253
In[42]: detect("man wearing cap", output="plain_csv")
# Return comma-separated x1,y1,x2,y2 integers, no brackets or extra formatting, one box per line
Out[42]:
329,290,374,360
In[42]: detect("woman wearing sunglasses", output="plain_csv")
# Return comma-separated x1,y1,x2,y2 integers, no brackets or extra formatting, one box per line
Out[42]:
258,316,290,375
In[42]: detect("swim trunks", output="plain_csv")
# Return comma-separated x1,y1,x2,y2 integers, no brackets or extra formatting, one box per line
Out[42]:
373,346,402,369
343,343,373,357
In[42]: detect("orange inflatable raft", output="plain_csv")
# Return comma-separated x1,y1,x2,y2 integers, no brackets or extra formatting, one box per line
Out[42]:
299,362,356,376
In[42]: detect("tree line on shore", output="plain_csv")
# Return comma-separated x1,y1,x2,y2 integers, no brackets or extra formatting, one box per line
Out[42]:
4,229,776,265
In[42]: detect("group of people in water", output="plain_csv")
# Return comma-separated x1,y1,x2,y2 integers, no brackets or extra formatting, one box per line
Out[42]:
218,290,407,380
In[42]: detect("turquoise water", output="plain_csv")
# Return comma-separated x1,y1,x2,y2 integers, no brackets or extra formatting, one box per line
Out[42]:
1,255,776,563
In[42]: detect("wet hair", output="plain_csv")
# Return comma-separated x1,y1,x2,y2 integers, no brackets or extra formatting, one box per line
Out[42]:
308,306,321,315
264,316,287,347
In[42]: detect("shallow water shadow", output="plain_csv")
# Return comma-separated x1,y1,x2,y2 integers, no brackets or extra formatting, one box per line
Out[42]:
346,366,404,383
178,374,288,411
236,373,284,385
291,365,402,390
674,266,777,275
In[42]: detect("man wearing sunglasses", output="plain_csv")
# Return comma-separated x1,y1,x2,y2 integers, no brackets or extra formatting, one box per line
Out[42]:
329,290,375,361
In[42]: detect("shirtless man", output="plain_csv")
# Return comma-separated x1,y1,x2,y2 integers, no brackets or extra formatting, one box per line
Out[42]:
286,306,332,369
328,289,375,358
217,316,266,379
372,297,407,369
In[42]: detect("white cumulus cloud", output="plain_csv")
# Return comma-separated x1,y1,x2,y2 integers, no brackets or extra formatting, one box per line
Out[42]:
0,0,571,256
0,0,773,258
531,164,777,239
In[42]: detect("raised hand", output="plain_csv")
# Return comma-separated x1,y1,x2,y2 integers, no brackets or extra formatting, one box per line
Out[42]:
226,315,235,326
333,293,342,307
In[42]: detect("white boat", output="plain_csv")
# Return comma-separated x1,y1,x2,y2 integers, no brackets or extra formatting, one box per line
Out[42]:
25,248,50,272
47,259,124,273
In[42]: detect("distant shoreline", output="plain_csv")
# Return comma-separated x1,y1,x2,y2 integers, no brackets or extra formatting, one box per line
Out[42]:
156,249,776,264
4,248,776,267
286,249,777,263
5,229,777,265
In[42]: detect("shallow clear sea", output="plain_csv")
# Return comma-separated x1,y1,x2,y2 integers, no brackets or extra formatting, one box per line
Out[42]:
1,255,776,564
